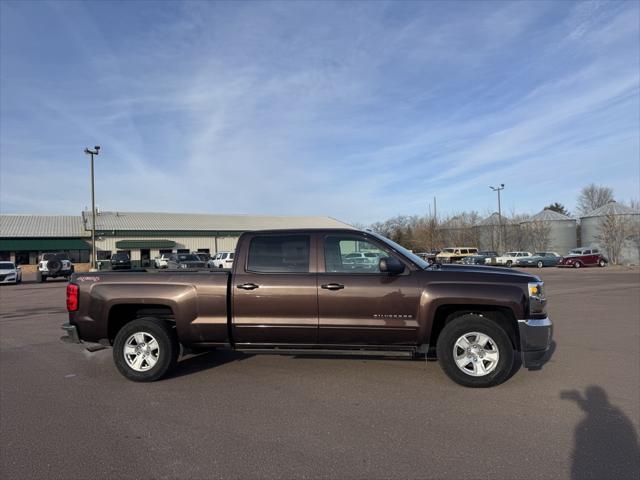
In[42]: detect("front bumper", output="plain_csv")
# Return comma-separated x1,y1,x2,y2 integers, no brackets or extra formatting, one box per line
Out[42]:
518,317,553,369
61,323,81,343
0,275,17,284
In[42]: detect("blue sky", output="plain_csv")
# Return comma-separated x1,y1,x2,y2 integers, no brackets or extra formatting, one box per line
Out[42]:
1,0,638,224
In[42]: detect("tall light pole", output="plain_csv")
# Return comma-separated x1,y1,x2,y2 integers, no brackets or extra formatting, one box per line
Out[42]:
490,184,505,252
84,146,100,270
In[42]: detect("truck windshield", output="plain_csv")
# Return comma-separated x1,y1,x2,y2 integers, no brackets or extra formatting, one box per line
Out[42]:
368,232,429,269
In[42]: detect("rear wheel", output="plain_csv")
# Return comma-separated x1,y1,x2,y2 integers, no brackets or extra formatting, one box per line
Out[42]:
598,259,607,267
436,314,514,388
113,318,179,382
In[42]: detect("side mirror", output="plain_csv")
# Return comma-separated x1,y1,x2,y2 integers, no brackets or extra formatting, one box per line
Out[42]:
379,257,404,275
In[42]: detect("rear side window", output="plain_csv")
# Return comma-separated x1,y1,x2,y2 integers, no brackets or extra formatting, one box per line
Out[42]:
247,235,310,273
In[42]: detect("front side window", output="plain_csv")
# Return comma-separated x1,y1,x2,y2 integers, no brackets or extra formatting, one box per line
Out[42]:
325,236,390,273
221,253,228,259
247,235,310,273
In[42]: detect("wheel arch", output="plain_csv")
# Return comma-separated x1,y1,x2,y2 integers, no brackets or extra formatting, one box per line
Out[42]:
429,305,519,355
107,304,175,344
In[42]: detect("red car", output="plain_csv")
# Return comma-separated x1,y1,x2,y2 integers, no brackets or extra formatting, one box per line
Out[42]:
558,248,608,268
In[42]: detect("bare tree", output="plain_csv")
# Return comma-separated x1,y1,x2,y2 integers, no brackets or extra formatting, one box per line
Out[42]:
577,184,614,216
596,213,632,265
522,220,552,252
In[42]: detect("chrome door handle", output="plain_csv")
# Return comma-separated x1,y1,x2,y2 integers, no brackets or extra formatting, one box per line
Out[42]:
321,283,344,290
237,283,259,290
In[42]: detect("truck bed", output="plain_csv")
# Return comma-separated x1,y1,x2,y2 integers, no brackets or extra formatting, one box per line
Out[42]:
71,270,231,345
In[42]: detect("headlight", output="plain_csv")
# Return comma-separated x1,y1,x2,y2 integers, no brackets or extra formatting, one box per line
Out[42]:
180,264,187,269
528,282,545,299
528,281,546,315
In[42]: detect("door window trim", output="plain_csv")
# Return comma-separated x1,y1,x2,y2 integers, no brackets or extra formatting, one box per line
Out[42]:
244,233,316,275
318,233,410,275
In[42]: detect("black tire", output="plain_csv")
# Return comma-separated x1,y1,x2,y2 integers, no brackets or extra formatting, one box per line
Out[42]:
537,261,544,268
506,260,513,267
598,259,607,267
113,318,179,382
436,314,515,388
47,259,62,274
574,261,582,269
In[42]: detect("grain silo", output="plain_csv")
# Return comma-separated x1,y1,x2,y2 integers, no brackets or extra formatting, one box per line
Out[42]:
520,209,577,255
580,202,640,265
475,212,509,252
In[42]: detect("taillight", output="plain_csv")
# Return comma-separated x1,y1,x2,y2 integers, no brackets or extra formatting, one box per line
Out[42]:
66,284,79,312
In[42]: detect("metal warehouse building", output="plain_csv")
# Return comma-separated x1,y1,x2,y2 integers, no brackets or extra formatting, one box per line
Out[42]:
0,211,352,268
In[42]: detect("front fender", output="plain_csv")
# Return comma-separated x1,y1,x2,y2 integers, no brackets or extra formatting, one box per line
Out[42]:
418,282,526,345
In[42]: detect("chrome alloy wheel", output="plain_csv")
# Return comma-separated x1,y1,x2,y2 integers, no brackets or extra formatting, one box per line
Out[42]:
124,332,160,372
453,332,500,377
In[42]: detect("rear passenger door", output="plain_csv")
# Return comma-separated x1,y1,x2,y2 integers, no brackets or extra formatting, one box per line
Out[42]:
232,234,318,345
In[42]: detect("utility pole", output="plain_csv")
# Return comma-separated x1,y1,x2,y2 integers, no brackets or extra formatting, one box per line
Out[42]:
489,184,505,252
84,146,100,270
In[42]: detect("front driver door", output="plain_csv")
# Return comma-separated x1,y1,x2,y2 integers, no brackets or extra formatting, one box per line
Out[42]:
317,233,421,346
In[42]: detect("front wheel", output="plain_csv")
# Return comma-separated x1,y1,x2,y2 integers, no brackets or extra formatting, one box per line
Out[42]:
436,314,514,388
113,318,179,382
537,261,544,268
574,261,582,269
506,260,513,267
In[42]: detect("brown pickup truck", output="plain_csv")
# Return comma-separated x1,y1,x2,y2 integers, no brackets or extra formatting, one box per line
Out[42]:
62,228,553,387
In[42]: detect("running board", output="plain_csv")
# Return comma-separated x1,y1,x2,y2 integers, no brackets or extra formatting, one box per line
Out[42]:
235,348,415,358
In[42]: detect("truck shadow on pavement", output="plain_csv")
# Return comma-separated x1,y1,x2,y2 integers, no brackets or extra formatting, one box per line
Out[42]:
561,386,640,480
170,350,253,378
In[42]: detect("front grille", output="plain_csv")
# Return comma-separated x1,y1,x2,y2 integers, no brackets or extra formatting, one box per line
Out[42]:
0,275,7,281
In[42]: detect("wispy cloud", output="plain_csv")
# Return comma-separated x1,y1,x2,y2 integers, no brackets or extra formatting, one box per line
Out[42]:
1,0,638,223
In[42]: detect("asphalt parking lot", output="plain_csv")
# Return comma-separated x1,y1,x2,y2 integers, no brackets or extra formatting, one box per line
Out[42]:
1,268,639,479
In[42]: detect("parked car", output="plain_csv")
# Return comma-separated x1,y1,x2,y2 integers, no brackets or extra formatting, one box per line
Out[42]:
37,252,74,282
167,253,207,269
416,250,440,265
495,251,533,267
435,247,479,264
461,251,500,265
63,227,553,388
208,251,234,269
461,255,489,265
342,252,383,270
516,252,562,268
558,248,608,268
154,253,173,269
193,252,211,263
110,252,132,270
0,261,22,284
